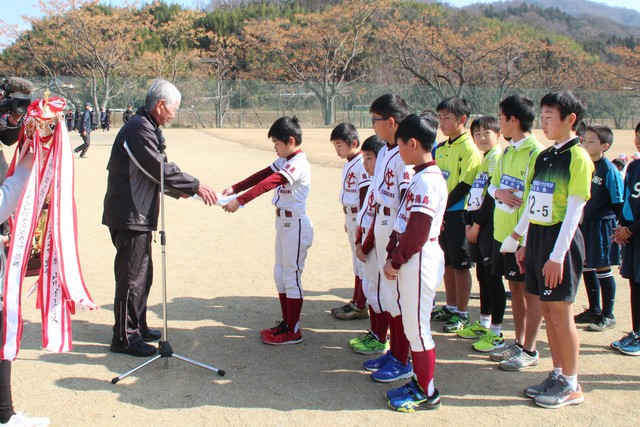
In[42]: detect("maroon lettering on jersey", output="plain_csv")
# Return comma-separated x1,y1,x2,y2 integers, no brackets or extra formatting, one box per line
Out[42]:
346,171,356,188
384,168,395,190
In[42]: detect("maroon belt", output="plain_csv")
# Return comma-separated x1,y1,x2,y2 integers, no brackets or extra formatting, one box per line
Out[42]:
343,206,359,214
376,206,392,216
275,208,293,218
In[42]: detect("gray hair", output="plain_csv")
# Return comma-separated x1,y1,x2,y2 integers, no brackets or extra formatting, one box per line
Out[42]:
145,79,181,110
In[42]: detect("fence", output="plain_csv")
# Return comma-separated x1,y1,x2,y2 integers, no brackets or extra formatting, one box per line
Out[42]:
25,78,640,129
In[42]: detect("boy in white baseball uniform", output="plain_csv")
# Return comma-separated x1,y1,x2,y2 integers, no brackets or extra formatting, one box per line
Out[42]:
330,123,371,320
383,113,447,412
360,94,414,383
349,135,387,354
222,116,313,345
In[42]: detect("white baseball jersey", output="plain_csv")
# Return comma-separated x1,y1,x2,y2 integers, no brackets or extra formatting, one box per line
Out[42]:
372,145,413,209
356,185,376,230
340,152,370,207
271,151,311,213
394,164,448,239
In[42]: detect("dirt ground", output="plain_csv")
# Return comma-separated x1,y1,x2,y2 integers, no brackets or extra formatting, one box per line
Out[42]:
7,126,640,426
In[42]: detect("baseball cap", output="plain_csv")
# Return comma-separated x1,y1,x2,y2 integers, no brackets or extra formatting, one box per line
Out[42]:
85,102,92,107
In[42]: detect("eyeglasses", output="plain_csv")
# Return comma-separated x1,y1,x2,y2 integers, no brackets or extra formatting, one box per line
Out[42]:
371,117,389,125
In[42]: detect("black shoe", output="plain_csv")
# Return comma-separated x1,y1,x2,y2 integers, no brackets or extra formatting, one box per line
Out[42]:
110,341,157,357
141,329,162,342
574,307,600,324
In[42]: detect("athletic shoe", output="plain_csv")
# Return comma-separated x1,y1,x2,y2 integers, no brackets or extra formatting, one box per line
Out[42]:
499,349,539,371
0,412,50,427
260,320,287,338
574,306,600,324
387,379,441,412
431,305,455,321
370,354,413,383
473,331,505,352
331,302,352,315
619,334,640,356
110,341,157,357
352,334,389,355
443,314,469,333
262,328,303,345
349,331,373,347
587,315,616,332
534,376,584,409
525,372,558,398
457,321,489,339
334,302,369,320
363,351,392,372
611,331,638,350
489,343,521,362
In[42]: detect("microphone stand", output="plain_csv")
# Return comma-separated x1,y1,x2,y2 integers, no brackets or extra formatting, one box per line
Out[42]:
111,140,225,384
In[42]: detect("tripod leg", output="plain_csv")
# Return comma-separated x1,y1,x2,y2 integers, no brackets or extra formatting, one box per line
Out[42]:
172,353,226,376
111,354,163,384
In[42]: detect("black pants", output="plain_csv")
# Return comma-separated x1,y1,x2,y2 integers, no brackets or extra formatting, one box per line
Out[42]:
0,311,15,423
110,229,153,347
74,132,91,156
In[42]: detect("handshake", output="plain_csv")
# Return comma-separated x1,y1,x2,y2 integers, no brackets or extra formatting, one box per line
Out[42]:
192,185,242,213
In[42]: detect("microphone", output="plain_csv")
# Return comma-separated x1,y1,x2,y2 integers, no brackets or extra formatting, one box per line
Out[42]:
2,77,34,96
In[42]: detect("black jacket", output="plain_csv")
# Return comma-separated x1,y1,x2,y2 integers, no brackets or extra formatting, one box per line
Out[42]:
102,106,200,231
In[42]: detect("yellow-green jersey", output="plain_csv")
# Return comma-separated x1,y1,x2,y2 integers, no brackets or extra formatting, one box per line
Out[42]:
468,145,501,212
526,137,593,226
434,132,481,211
491,135,544,242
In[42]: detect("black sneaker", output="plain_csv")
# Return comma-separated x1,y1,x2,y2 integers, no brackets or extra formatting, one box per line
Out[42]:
574,307,600,324
587,315,616,331
141,329,162,342
110,341,158,357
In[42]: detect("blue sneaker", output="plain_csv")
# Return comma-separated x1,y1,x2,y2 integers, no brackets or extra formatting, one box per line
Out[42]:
386,376,418,400
370,354,413,383
611,331,637,350
363,351,392,372
387,379,441,412
619,333,640,356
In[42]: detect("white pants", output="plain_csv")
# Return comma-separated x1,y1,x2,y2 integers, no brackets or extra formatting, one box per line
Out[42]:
274,214,314,298
360,226,382,313
398,241,444,351
374,207,400,316
344,210,361,276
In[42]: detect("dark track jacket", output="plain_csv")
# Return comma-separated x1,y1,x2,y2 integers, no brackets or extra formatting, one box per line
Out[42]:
102,106,200,231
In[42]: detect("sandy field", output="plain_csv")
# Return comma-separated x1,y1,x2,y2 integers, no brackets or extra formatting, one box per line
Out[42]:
6,126,640,426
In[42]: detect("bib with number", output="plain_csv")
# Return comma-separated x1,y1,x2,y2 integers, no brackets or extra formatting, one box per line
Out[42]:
468,172,489,211
527,180,555,223
495,174,525,214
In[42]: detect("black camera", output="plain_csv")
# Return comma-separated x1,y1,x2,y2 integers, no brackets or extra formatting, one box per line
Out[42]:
0,77,33,115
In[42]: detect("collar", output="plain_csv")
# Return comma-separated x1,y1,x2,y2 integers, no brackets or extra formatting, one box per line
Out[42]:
447,132,469,145
136,106,160,129
286,149,302,160
414,160,436,173
347,151,362,162
553,137,580,152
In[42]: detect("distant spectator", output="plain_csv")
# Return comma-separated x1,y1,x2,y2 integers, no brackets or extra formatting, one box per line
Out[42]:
66,109,75,132
122,105,134,124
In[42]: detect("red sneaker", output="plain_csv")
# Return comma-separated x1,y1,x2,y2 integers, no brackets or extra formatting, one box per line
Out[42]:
262,328,303,345
260,321,287,338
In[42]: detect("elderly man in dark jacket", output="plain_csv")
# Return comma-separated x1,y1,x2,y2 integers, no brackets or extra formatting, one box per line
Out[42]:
103,79,217,357
74,102,93,157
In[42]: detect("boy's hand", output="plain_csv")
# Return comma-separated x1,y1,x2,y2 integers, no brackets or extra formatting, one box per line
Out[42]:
196,184,218,206
542,259,563,288
466,223,480,244
495,188,523,209
223,198,241,213
221,187,235,196
500,234,520,253
356,244,367,262
611,226,631,245
515,246,526,274
383,261,398,280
